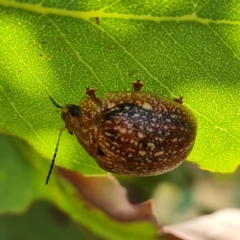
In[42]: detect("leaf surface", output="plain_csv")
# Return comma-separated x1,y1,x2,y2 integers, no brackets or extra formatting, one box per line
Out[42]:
0,0,239,173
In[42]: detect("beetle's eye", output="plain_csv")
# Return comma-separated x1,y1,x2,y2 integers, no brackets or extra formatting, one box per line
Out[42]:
69,105,80,117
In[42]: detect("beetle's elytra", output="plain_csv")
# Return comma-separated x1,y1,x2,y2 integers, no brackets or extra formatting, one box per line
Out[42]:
46,80,197,184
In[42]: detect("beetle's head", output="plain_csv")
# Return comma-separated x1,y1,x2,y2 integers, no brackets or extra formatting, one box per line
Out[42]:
61,104,82,134
50,97,82,134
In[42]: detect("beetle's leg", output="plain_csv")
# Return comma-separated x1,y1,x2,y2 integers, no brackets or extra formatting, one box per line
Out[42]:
174,96,183,104
86,87,96,98
133,79,143,92
86,87,102,105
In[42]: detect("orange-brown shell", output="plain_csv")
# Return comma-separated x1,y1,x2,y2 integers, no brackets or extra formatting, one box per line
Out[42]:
62,91,197,176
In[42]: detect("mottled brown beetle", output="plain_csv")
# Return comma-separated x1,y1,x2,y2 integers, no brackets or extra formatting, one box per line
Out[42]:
46,80,197,184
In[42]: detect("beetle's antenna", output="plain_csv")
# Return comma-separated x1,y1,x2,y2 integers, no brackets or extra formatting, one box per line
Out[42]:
50,96,63,109
46,126,66,185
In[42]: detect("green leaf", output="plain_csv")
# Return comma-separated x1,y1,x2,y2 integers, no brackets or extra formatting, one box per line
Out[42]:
0,201,90,240
0,0,239,173
0,134,157,239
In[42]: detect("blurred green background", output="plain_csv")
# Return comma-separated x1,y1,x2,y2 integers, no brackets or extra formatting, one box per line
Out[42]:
1,133,240,239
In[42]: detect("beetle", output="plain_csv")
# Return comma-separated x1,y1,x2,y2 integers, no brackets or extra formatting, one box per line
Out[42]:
46,80,197,184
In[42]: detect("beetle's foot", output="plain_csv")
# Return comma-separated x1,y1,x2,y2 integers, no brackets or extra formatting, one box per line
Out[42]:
86,87,102,105
133,79,143,92
86,87,96,98
174,96,183,104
